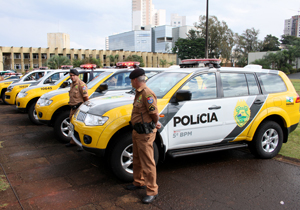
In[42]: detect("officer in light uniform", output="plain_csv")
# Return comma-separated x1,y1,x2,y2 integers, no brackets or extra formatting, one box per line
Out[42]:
65,69,89,149
126,68,161,204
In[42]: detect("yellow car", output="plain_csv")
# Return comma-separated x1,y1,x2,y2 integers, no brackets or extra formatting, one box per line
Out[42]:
5,69,55,105
16,69,102,124
36,68,162,143
1,69,49,104
70,59,300,182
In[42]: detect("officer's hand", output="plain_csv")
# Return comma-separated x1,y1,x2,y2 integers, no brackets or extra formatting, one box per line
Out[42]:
156,122,162,129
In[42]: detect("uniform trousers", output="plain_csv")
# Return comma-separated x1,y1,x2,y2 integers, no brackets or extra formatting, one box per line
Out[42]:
69,108,77,119
132,130,158,196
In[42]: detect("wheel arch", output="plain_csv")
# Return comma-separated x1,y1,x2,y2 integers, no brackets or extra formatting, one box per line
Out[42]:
253,114,288,143
51,105,71,126
26,97,40,112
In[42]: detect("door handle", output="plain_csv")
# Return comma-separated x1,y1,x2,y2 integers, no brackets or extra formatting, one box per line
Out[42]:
208,105,221,110
254,99,263,104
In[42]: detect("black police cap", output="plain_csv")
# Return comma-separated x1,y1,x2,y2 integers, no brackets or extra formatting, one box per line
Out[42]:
129,68,145,79
70,69,79,76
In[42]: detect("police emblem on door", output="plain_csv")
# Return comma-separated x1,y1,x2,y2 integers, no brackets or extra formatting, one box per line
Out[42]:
234,100,250,127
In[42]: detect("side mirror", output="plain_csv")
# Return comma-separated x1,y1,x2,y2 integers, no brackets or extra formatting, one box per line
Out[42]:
96,83,108,93
44,79,51,84
175,90,192,102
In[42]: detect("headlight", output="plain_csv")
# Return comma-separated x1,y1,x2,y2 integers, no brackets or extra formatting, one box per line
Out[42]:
17,92,27,98
84,114,108,126
37,98,53,106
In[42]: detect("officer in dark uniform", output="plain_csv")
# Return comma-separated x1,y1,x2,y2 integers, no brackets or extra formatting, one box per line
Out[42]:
126,68,161,204
65,69,89,150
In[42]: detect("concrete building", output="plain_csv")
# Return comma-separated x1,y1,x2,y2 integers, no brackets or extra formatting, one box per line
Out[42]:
284,15,300,37
109,25,194,54
171,14,186,27
153,9,166,26
152,25,174,53
0,46,176,72
132,0,153,30
47,33,70,49
132,0,166,30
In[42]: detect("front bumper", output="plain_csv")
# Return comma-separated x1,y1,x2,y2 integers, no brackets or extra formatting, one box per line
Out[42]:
70,122,106,156
16,96,29,109
5,91,16,105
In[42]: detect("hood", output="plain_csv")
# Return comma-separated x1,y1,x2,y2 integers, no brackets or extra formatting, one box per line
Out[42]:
21,83,53,93
9,80,39,88
80,92,134,116
40,88,70,99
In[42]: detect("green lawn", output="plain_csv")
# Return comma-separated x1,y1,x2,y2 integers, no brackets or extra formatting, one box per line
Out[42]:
278,79,300,159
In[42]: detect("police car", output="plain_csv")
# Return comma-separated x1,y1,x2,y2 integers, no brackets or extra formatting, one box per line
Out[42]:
35,66,163,143
0,69,53,104
70,59,300,182
16,66,101,125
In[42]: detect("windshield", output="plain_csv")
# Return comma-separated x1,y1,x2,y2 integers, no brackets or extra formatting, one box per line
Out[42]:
146,72,188,98
54,73,69,85
87,72,112,89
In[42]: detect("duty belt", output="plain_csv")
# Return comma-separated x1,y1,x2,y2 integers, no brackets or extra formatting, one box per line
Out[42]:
70,102,82,110
129,121,155,134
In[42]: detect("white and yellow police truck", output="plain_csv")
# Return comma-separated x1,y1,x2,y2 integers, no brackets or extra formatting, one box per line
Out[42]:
70,59,300,182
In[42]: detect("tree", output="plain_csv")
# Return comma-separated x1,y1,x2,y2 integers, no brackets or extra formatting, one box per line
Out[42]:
172,37,205,60
261,34,280,51
81,57,102,67
159,59,167,67
234,28,262,66
280,35,300,45
108,55,119,66
46,55,71,69
125,55,145,67
194,15,235,61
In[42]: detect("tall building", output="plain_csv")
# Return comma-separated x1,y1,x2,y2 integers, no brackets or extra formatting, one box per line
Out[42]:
153,9,166,26
132,0,166,30
132,0,152,30
284,15,300,37
47,33,70,49
171,14,186,27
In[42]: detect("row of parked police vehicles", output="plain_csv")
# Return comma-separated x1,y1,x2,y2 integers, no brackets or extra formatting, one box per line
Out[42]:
0,59,299,182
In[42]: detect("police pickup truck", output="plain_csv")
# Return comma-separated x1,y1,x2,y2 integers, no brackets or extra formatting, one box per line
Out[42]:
70,59,300,182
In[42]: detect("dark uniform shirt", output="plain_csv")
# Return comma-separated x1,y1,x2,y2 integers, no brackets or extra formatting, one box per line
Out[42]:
69,79,88,106
131,83,158,126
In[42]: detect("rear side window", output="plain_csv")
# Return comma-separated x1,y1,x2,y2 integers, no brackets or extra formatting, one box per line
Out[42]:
221,73,248,97
258,74,287,93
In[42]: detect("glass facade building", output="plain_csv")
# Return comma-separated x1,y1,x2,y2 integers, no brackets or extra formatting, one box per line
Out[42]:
109,30,151,52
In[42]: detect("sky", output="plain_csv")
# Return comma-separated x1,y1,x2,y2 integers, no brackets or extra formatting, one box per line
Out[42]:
0,0,300,50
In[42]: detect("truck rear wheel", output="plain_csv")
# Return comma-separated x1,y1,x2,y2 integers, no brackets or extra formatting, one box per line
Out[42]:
249,121,283,159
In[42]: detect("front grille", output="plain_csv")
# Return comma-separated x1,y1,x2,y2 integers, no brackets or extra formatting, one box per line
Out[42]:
77,111,87,122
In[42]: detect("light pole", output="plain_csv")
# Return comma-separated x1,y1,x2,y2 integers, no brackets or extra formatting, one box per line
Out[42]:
205,0,209,58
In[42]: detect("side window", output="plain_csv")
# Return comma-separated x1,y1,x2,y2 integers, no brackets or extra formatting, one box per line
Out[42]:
246,74,260,95
105,72,131,90
24,72,36,81
258,73,287,93
45,72,60,84
181,73,217,100
221,73,248,97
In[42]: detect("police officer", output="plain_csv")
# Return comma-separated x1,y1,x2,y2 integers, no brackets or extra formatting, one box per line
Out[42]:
65,69,89,150
126,68,161,204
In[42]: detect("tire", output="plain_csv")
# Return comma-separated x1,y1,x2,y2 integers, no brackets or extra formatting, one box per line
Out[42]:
249,121,283,159
28,102,42,125
1,90,8,105
54,110,72,143
110,133,159,182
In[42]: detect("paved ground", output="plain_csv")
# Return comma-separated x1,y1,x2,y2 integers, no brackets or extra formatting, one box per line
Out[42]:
288,72,300,79
1,101,300,210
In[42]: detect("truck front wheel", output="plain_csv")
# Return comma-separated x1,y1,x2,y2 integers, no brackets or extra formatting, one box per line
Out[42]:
110,132,159,182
